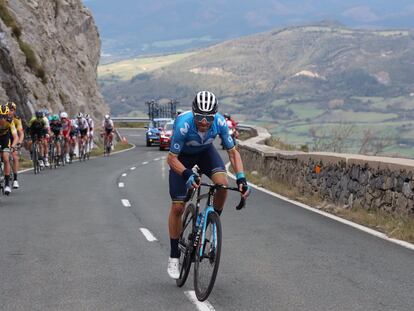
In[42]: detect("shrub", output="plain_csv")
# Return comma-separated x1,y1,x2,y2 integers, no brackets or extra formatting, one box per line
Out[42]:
0,0,21,38
17,39,47,84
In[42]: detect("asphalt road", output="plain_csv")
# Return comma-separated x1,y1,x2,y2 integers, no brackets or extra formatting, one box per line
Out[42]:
0,128,412,311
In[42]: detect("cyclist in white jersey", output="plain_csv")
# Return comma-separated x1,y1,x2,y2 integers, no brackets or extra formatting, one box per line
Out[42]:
102,114,114,147
85,114,94,152
76,113,89,154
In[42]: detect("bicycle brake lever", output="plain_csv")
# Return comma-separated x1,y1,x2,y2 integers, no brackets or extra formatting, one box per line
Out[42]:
236,196,246,210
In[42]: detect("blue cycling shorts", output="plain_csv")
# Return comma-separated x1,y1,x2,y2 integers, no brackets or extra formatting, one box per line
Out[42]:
169,144,226,202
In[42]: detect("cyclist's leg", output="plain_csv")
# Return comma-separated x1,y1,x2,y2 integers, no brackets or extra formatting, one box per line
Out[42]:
89,130,94,150
168,153,197,256
11,135,18,175
1,136,11,189
198,145,228,214
56,136,61,156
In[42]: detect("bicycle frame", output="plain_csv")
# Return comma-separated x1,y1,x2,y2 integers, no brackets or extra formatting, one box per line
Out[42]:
191,181,244,257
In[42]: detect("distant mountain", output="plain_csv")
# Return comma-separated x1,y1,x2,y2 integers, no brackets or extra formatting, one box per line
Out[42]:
84,0,414,62
101,25,414,118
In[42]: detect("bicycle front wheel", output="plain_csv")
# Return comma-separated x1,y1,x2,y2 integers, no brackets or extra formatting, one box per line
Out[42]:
194,212,222,301
176,203,195,288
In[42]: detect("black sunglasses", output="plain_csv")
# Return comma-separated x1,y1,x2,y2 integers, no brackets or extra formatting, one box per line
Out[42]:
194,113,215,123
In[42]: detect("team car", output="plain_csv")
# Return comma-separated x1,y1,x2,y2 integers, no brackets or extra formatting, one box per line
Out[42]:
145,118,173,147
159,121,174,151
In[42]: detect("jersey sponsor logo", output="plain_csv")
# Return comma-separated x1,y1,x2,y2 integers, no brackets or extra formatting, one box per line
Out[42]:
173,143,180,150
180,122,190,136
218,118,226,127
228,136,233,143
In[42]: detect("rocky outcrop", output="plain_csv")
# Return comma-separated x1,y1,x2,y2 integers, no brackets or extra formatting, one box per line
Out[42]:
0,0,107,120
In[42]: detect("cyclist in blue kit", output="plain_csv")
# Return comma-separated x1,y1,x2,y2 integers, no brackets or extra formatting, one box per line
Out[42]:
167,91,251,279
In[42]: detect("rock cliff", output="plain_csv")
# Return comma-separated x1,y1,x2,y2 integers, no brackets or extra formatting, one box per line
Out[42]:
0,0,107,120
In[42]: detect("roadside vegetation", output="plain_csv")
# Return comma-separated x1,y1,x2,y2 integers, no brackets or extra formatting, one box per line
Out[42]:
90,141,132,157
114,121,146,128
245,171,414,243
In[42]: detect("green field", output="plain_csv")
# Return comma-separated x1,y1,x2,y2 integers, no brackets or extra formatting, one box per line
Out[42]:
98,52,195,81
246,95,414,158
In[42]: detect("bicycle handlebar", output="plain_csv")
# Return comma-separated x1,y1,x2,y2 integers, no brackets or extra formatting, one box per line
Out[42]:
184,181,246,210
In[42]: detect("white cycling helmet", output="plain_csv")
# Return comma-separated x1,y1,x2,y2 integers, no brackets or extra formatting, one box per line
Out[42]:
77,112,83,118
60,111,68,119
192,91,218,114
104,114,110,120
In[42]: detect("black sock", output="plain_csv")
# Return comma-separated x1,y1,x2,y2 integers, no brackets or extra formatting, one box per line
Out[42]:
170,239,180,258
13,173,17,181
5,175,10,186
214,208,222,216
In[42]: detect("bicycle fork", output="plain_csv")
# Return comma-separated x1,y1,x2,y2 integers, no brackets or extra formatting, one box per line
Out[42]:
195,206,217,258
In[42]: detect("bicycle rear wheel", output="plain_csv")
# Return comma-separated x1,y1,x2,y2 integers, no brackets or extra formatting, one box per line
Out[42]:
32,143,39,174
49,143,55,169
176,203,195,287
194,212,222,301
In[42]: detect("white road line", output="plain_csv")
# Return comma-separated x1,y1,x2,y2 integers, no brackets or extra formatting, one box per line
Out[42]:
121,199,131,207
130,166,136,170
225,163,414,251
154,157,160,161
142,161,149,165
118,182,125,188
184,291,215,311
122,173,127,177
139,228,158,242
161,156,167,160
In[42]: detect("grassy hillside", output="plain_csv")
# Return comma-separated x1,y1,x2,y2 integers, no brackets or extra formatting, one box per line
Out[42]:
99,24,414,157
98,52,194,84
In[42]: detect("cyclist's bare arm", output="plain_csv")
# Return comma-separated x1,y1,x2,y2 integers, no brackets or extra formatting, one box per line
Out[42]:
227,148,244,176
11,130,18,148
18,127,24,144
167,152,187,176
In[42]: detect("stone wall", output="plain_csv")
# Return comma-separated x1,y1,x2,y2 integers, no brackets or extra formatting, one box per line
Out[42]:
238,126,414,215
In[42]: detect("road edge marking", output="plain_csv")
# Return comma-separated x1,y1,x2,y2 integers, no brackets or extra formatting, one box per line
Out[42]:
118,182,125,188
184,291,215,311
225,163,414,251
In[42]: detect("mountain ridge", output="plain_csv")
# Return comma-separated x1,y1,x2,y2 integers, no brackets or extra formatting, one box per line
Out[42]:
101,24,414,117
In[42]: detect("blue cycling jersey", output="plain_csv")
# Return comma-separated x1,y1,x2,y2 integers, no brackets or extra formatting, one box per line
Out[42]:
169,111,235,155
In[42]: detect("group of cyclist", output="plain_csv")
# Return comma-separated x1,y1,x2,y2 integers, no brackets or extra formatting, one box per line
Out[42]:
27,110,96,168
0,101,115,196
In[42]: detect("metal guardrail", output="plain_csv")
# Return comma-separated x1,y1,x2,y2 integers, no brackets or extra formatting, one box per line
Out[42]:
112,117,150,122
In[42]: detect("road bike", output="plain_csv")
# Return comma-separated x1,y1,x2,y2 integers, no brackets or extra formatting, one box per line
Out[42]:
176,171,246,301
103,134,112,156
78,137,87,162
0,147,13,195
31,136,42,174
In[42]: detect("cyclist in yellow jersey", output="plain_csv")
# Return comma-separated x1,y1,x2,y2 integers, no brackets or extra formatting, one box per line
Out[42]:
7,102,24,189
0,105,18,195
